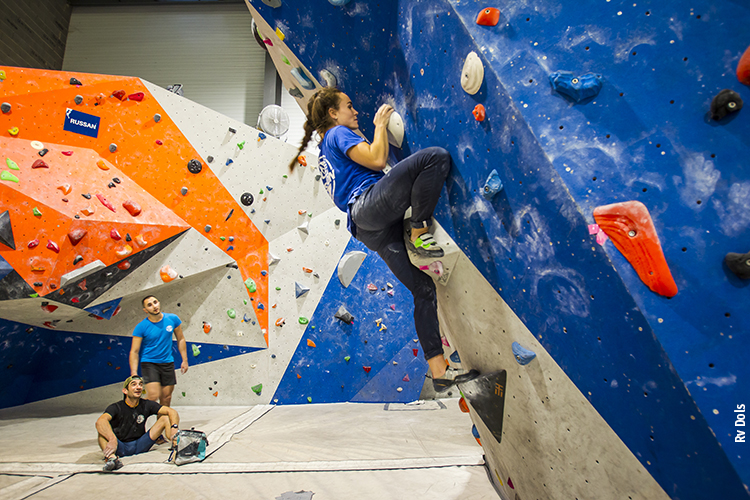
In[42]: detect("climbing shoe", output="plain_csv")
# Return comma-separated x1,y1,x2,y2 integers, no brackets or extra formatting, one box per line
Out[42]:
404,221,444,258
103,457,123,472
431,368,480,393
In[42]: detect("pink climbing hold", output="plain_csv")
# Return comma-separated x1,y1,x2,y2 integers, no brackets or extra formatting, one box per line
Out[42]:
507,477,514,489
402,374,410,382
390,304,396,311
46,240,60,253
28,239,39,249
96,193,116,212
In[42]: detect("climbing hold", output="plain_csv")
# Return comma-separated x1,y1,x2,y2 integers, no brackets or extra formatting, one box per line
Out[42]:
109,143,117,153
237,141,246,150
299,317,309,325
472,104,486,122
337,251,367,288
56,184,72,196
181,187,188,196
242,313,253,322
1,171,19,183
402,374,410,382
116,245,133,257
387,111,405,148
225,209,234,221
297,155,307,166
258,132,267,140
269,252,280,266
302,267,313,274
227,309,237,319
291,68,315,90
725,251,750,279
289,87,304,99
266,185,273,191
737,44,750,85
450,351,461,363
472,425,481,445
275,27,285,41
297,220,309,234
263,38,273,47
461,52,484,95
46,240,60,253
128,92,144,102
335,305,354,324
155,140,163,146
203,322,212,333
122,200,142,216
31,159,48,169
32,207,42,217
187,159,202,174
61,151,73,157
192,344,201,357
265,219,271,224
307,396,312,403
710,89,743,121
154,113,161,123
593,201,678,297
245,278,257,293
295,282,310,298
458,397,470,413
82,193,92,199
363,366,371,373
0,70,4,80
412,349,419,357
6,158,19,170
112,89,126,100
134,234,147,247
507,477,514,489
96,160,109,171
1,103,10,114
251,383,263,395
334,219,341,226
240,192,254,206
280,54,291,65
275,318,286,327
112,177,121,184
117,260,130,270
482,169,504,200
476,7,500,26
319,69,337,87
257,303,265,310
70,77,82,86
159,265,178,282
204,225,211,233
0,211,16,250
7,127,19,136
38,147,49,157
306,338,316,347
110,229,122,240
512,342,537,365
96,194,116,212
549,71,604,103
367,283,378,293
74,95,83,105
41,303,58,313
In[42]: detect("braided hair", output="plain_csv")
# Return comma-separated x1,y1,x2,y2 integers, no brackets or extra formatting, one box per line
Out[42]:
288,87,342,170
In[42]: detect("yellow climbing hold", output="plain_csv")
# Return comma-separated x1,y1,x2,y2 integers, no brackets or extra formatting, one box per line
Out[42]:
8,127,19,136
276,27,285,41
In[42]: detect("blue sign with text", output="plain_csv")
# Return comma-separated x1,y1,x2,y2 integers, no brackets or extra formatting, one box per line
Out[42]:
63,108,100,138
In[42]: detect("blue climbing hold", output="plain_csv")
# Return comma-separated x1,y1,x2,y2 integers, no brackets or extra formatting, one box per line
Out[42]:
257,303,265,310
291,67,315,90
512,341,537,365
449,351,462,363
482,169,504,200
266,185,273,191
258,132,266,140
549,71,603,103
329,0,351,5
243,313,253,322
261,270,267,276
227,246,234,251
264,219,270,224
471,424,480,440
226,159,234,166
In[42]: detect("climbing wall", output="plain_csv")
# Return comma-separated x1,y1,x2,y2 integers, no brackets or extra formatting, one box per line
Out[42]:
0,66,427,412
246,0,749,499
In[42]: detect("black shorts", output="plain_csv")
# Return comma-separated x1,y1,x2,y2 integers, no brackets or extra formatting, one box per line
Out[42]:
141,362,177,386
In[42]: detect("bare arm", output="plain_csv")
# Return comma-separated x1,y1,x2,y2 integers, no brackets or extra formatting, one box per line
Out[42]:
129,336,142,376
173,325,188,374
95,413,118,458
347,104,394,171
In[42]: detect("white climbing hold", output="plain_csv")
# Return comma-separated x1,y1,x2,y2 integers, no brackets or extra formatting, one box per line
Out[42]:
387,111,404,148
461,51,484,95
337,251,367,288
319,69,338,87
297,220,310,234
269,251,281,266
295,282,310,298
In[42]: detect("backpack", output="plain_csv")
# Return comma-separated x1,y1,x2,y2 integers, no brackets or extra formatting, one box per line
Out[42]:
169,429,209,465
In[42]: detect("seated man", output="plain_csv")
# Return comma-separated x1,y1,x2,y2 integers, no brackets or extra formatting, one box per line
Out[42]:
95,375,180,471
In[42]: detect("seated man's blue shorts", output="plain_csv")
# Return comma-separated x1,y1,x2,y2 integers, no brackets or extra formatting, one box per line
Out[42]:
116,432,155,457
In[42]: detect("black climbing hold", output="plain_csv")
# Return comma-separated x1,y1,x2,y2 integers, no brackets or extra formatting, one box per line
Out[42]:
725,251,750,279
711,89,743,121
70,77,82,85
459,370,507,444
0,211,16,250
109,143,117,153
108,182,116,188
1,102,10,114
240,192,254,206
125,233,132,242
154,113,161,123
74,215,80,219
225,209,234,221
289,87,304,99
226,263,239,269
34,282,43,287
74,95,83,105
334,305,354,324
187,159,202,174
82,193,91,199
207,156,214,163
38,148,48,157
228,127,237,134
112,177,121,184
181,187,188,196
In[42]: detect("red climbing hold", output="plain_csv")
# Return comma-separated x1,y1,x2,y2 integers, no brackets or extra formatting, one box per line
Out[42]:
472,104,485,121
110,229,121,240
507,477,514,489
122,200,142,216
737,44,750,86
31,159,48,169
458,397,470,413
96,194,116,212
155,140,163,146
593,201,678,297
61,151,73,156
413,349,419,357
117,261,131,270
46,240,60,253
112,89,126,100
28,239,39,249
128,92,144,102
476,7,500,26
363,366,371,373
402,374,410,382
42,303,58,313
67,229,87,246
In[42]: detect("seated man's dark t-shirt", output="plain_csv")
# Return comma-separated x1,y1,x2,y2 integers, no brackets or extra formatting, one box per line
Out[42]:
105,399,162,443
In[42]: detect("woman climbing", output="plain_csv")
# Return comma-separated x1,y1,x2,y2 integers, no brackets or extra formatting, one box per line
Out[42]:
289,87,478,392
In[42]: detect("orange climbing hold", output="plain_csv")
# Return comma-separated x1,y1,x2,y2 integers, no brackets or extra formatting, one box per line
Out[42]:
738,44,750,86
307,339,316,347
593,201,678,297
297,155,307,166
58,184,71,195
458,397,470,413
213,391,218,397
275,317,286,327
81,206,95,216
122,200,142,216
96,160,109,170
472,104,485,121
476,7,500,26
160,265,177,282
203,322,212,333
302,267,313,273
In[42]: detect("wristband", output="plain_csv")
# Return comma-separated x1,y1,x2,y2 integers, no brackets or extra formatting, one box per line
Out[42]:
171,424,179,429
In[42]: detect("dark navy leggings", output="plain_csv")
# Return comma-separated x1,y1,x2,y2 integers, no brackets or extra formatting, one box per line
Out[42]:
350,147,451,361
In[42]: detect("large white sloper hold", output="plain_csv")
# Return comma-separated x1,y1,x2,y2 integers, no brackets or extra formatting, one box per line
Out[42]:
461,51,484,95
337,251,367,288
387,111,404,148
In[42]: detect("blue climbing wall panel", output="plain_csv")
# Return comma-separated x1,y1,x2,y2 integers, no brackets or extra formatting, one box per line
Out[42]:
251,0,749,497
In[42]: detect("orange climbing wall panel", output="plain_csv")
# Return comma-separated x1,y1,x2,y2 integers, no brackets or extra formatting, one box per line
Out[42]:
0,67,269,338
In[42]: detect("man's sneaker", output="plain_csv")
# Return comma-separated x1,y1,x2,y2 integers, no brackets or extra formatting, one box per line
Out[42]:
103,457,123,472
431,368,480,392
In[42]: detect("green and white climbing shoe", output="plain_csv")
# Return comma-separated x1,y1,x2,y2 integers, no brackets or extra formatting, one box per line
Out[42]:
405,224,444,258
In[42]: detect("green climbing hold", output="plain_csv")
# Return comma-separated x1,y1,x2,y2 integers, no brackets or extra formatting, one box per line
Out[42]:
259,188,264,194
220,236,226,241
281,55,291,65
307,396,312,403
192,345,201,356
244,278,257,293
227,308,236,319
6,158,19,170
1,171,19,183
311,326,315,329
344,356,351,362
299,317,309,324
237,141,246,150
283,174,288,178
182,392,186,397
244,299,248,305
32,207,42,216
251,383,263,395
275,286,281,291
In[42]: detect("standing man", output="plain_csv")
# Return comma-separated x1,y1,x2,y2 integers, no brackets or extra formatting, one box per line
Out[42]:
130,295,188,408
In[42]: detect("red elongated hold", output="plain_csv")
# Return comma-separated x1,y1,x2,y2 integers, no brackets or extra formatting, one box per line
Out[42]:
67,229,87,246
593,200,678,297
476,7,500,26
155,140,163,145
31,159,49,169
112,89,126,100
43,321,56,329
42,303,58,313
123,200,142,216
28,239,39,249
112,305,122,316
472,104,486,121
71,297,80,303
128,92,144,102
263,38,273,46
96,193,116,212
47,240,60,253
413,348,419,357
738,44,750,86
363,366,371,373
507,477,514,489
110,229,121,240
61,151,73,156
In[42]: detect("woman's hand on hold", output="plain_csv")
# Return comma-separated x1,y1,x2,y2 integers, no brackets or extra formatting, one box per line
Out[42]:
373,104,394,128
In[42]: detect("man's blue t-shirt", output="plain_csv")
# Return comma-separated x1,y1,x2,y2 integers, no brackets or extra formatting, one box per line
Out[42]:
318,125,384,235
133,313,181,363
